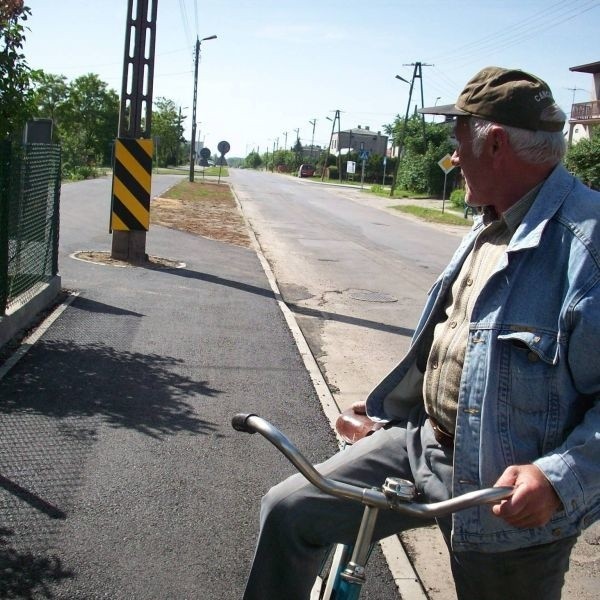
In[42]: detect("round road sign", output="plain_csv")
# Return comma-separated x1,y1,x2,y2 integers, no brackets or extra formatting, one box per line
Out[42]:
217,140,230,155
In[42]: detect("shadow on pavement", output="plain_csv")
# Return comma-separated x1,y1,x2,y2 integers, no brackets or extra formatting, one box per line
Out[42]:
0,338,220,439
287,302,415,338
0,527,73,599
160,266,276,299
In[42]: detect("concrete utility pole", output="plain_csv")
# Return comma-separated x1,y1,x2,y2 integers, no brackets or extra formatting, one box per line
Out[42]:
189,34,217,182
309,118,316,162
390,61,433,196
322,110,342,183
110,0,158,264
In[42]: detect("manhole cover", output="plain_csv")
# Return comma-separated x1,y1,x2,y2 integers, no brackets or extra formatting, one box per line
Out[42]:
348,289,398,303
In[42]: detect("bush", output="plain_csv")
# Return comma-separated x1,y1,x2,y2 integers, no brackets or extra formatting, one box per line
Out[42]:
449,188,466,209
63,165,99,181
327,166,339,180
565,131,600,191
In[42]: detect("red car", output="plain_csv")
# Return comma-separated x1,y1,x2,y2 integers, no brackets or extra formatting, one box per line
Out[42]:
298,164,316,178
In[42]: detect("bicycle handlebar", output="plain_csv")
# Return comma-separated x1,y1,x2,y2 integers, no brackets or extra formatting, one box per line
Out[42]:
232,413,513,517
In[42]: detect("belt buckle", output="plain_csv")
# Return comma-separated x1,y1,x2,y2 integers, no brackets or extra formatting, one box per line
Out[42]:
429,417,454,449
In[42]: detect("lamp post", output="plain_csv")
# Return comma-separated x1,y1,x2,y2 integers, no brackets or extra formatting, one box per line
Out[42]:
190,34,217,182
308,119,316,162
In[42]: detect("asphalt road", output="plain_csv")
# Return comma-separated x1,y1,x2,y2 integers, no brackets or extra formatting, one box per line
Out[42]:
230,168,465,413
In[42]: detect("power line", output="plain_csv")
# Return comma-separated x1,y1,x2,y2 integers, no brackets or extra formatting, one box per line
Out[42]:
429,0,597,64
178,0,193,48
421,1,599,102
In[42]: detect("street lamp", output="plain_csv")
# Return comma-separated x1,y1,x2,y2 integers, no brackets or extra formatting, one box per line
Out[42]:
190,34,217,182
393,74,410,161
308,119,316,162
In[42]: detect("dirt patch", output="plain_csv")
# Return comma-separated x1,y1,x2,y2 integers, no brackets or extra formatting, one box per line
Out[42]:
151,181,252,248
72,251,184,269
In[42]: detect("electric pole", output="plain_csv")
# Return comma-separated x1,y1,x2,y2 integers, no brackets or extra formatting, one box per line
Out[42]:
390,61,433,196
110,0,158,264
309,118,316,162
322,110,341,183
189,34,217,182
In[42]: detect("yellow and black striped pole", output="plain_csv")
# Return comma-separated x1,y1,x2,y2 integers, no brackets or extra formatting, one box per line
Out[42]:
110,138,153,231
111,0,157,263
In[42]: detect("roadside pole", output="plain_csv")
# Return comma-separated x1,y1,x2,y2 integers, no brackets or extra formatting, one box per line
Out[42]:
110,0,157,264
359,144,369,190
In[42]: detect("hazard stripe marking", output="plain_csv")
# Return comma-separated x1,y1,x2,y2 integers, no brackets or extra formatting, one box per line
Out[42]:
111,138,153,231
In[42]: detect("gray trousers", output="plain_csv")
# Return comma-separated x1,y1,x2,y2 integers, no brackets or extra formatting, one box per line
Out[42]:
242,406,575,600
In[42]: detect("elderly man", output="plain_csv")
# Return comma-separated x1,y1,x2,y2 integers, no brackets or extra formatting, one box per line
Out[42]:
243,67,600,600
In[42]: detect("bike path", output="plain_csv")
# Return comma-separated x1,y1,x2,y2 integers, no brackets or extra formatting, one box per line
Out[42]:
0,176,400,599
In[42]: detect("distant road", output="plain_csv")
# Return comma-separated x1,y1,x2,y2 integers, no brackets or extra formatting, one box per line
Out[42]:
230,168,461,411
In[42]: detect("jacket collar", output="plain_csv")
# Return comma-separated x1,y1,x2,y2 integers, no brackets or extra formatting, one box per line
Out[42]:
508,164,573,253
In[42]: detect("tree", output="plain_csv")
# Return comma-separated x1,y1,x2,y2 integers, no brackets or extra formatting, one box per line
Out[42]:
292,138,303,170
64,74,119,166
152,97,184,167
385,115,456,195
30,71,69,141
244,150,262,169
0,1,34,139
565,128,600,191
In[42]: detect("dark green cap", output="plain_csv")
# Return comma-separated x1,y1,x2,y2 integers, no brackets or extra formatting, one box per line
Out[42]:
419,66,565,132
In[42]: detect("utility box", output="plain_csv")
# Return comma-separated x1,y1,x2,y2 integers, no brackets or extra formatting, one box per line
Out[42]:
24,119,53,144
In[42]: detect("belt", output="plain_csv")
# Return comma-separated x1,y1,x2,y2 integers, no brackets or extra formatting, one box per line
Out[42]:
428,416,455,449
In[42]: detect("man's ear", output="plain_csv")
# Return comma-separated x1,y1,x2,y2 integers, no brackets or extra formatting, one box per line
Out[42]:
489,126,509,157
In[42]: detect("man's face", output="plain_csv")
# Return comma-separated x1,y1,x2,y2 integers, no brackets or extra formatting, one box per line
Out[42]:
451,117,490,207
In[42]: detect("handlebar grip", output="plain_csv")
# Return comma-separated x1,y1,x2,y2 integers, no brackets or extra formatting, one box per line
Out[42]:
231,413,258,433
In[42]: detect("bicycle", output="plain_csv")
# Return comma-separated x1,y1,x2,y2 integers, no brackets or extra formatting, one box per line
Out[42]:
232,412,513,600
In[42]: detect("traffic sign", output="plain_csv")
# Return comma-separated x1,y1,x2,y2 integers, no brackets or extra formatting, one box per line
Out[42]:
359,149,370,161
217,140,230,155
438,154,455,174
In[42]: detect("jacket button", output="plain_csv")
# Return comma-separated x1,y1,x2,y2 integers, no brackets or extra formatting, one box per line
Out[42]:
527,352,539,363
552,528,562,537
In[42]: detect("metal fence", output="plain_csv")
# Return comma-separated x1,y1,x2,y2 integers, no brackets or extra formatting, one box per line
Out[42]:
0,141,61,314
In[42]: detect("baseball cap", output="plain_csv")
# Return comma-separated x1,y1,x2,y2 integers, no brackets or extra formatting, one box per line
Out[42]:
419,66,565,132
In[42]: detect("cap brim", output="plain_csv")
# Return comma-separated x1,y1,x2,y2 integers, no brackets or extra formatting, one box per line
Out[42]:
418,103,468,117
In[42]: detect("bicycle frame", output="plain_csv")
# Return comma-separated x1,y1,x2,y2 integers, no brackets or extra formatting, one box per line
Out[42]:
233,413,513,599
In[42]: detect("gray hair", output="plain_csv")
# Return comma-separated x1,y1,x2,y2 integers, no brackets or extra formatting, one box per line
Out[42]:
470,105,566,164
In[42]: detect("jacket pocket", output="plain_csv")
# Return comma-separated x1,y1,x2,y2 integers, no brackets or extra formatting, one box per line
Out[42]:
497,329,560,459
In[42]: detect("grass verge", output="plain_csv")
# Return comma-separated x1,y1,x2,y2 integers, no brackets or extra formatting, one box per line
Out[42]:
391,205,472,226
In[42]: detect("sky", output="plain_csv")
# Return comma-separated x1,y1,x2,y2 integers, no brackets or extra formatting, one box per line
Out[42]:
24,0,600,158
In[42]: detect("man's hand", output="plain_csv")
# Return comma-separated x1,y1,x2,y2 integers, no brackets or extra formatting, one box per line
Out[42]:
492,464,561,528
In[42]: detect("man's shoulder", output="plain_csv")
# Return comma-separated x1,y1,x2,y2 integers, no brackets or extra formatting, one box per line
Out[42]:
545,166,599,225
557,174,599,225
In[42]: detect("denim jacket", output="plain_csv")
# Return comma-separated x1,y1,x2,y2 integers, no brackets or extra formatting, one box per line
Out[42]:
366,164,600,552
